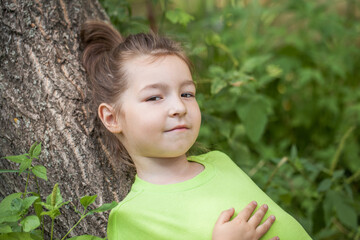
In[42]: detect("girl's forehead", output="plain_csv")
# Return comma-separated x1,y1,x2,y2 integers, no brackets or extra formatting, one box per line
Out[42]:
125,55,193,90
125,54,178,69
123,55,192,83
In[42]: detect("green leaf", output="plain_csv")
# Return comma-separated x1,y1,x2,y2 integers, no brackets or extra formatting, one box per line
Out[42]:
32,165,47,181
266,64,283,78
11,223,21,232
40,209,60,219
10,198,22,212
205,32,222,46
344,184,354,201
80,195,97,210
335,201,358,230
294,158,304,171
165,9,194,27
236,97,268,142
322,191,335,225
20,215,40,232
19,158,32,174
33,195,43,219
298,68,324,87
0,211,21,224
241,55,272,73
312,201,326,234
3,154,29,164
56,201,70,209
324,190,358,230
22,196,39,210
0,195,23,223
38,202,53,211
67,235,105,240
0,232,40,240
290,145,298,160
31,143,41,159
211,77,227,95
38,200,69,214
208,65,225,76
0,169,22,173
0,193,22,213
0,223,12,233
332,169,344,180
89,201,118,214
28,142,37,158
317,178,332,192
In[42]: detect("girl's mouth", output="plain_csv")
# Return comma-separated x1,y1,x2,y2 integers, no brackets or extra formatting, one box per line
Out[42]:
166,125,188,132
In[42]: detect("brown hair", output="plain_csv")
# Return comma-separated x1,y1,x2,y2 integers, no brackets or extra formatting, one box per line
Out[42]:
80,20,192,167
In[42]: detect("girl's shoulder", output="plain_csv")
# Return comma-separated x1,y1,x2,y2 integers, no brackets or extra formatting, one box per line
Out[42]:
188,150,235,167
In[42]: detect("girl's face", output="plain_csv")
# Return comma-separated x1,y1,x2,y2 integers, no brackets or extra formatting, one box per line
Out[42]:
117,55,201,160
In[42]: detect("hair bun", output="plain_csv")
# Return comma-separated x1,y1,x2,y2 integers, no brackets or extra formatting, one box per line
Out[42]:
80,20,123,52
80,20,123,78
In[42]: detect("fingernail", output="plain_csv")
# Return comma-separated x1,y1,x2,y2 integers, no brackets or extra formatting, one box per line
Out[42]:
252,201,257,206
271,215,276,221
263,204,268,209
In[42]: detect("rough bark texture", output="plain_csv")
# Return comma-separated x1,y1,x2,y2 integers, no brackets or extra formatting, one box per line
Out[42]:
0,0,134,238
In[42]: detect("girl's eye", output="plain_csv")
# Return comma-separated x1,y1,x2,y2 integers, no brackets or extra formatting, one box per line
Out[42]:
181,93,195,98
146,96,162,101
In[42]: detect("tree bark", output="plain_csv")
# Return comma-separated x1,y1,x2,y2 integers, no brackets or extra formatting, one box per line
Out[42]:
0,0,134,238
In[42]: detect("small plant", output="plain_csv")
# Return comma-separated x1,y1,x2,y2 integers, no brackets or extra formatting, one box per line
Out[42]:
0,142,117,240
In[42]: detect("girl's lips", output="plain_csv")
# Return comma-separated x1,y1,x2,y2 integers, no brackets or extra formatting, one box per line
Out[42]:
166,125,188,132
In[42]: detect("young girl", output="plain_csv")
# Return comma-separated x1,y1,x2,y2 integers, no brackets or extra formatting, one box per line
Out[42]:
80,20,312,240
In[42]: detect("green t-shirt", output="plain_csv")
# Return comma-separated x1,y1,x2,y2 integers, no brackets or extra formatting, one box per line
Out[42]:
107,151,312,240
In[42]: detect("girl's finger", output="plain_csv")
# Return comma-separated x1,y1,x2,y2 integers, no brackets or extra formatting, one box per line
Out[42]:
215,208,235,225
268,236,280,240
234,201,258,221
256,215,276,237
248,204,268,226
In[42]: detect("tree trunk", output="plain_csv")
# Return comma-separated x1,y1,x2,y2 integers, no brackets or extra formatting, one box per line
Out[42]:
0,0,134,238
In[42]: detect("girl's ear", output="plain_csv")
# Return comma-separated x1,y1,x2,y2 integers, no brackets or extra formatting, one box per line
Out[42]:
98,103,122,133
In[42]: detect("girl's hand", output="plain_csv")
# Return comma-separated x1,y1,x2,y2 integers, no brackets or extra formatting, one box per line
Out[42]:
212,201,279,240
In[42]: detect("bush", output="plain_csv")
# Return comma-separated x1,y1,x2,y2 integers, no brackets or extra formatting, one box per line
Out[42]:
0,143,116,240
101,0,360,239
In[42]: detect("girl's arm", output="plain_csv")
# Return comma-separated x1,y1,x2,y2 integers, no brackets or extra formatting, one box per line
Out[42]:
212,201,279,240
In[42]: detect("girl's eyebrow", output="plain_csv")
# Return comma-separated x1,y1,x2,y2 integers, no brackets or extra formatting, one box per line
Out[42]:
140,80,195,92
181,80,196,88
140,83,167,92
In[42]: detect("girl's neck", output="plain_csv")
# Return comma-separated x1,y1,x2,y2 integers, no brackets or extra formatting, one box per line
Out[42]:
133,154,204,185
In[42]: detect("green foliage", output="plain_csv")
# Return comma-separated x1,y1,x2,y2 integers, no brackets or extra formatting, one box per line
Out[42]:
32,166,47,181
0,143,117,239
80,195,98,211
165,9,194,26
98,0,149,35
101,0,360,239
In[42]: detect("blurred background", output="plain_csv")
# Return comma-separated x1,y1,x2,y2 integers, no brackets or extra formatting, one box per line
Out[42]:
99,0,360,239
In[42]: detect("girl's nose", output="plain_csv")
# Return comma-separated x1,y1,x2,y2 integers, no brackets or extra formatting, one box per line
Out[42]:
169,97,187,117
